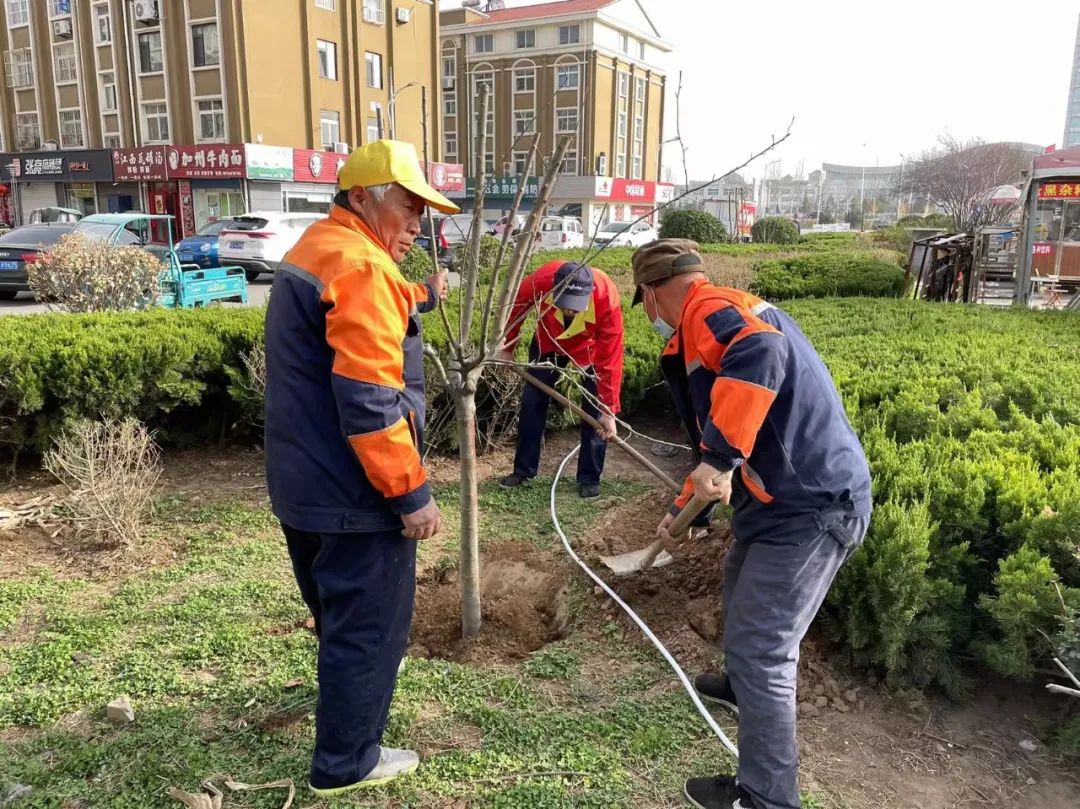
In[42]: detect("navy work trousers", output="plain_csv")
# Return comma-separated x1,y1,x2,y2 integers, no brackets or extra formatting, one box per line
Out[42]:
284,525,416,790
513,342,607,486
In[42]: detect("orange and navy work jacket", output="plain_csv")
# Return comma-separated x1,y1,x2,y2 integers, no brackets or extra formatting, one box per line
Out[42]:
263,205,437,533
662,279,871,541
504,261,625,413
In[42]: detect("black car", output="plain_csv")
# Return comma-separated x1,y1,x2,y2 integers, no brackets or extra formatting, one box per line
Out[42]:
0,224,78,300
416,213,481,268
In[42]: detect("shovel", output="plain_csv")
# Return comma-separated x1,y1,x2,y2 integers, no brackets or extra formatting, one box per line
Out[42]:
512,367,715,575
598,489,715,575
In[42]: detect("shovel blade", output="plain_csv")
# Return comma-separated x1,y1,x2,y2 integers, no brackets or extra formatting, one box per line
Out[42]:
599,547,675,576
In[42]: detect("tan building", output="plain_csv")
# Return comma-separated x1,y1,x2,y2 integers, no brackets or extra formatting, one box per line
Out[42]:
0,0,441,155
440,0,671,224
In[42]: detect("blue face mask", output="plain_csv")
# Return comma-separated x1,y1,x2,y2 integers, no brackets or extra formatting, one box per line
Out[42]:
651,316,675,340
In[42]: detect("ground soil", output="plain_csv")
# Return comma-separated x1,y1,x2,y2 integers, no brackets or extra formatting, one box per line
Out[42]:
3,441,1079,807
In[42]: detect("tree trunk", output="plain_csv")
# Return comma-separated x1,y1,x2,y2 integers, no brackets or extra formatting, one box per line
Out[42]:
455,390,482,638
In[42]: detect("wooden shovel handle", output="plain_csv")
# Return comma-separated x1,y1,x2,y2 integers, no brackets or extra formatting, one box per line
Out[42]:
638,490,718,571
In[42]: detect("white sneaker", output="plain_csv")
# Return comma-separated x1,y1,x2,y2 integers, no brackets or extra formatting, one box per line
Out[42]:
310,747,419,796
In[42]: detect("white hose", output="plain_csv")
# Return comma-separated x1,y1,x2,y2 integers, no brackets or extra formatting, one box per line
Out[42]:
549,445,740,759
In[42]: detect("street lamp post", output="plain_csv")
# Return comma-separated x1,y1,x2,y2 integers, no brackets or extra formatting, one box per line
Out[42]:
388,77,420,141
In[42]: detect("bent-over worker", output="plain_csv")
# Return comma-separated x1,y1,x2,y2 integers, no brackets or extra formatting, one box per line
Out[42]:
496,260,624,498
631,239,872,809
264,139,456,798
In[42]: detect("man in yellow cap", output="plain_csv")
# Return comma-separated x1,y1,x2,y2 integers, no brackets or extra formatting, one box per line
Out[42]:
264,140,457,797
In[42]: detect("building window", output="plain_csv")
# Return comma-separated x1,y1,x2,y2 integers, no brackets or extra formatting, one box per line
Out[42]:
100,71,117,112
512,151,530,176
197,98,225,141
142,102,169,142
444,132,457,157
618,72,629,98
365,51,382,88
192,22,219,67
317,40,337,80
94,4,111,44
103,134,121,148
516,29,535,49
13,111,38,150
315,0,335,8
484,153,495,175
556,107,578,133
514,66,534,93
556,64,579,90
620,33,630,53
53,42,77,83
632,156,642,179
3,48,33,87
367,116,380,143
138,31,163,74
59,109,83,148
560,150,577,175
615,154,625,178
49,0,71,14
474,34,493,54
473,72,493,95
5,1,28,27
362,0,384,24
444,96,456,116
635,76,646,102
559,24,580,45
514,110,534,135
443,56,455,78
638,40,646,60
320,110,340,148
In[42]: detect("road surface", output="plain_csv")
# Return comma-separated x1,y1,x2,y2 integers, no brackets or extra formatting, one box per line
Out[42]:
0,276,274,315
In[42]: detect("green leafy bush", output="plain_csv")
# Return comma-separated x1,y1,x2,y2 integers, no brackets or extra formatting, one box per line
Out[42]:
399,244,434,282
659,210,727,243
752,217,800,245
751,252,906,299
898,213,954,229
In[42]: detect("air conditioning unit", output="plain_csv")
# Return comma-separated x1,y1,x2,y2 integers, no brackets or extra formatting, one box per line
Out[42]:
441,77,454,90
134,0,159,22
52,19,73,38
333,142,349,154
395,8,411,24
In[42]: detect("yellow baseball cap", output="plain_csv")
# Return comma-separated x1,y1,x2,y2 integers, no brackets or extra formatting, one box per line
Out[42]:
337,139,460,214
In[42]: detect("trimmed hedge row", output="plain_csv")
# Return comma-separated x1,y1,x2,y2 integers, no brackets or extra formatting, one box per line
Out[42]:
750,252,906,299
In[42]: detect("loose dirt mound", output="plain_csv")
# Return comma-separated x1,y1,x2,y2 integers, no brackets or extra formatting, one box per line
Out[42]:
411,540,571,665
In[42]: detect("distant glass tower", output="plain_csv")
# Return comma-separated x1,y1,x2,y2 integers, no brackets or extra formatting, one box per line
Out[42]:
1067,13,1080,147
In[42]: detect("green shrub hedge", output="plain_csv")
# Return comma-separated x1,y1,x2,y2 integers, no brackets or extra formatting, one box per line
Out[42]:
751,252,906,299
659,209,727,243
752,216,800,244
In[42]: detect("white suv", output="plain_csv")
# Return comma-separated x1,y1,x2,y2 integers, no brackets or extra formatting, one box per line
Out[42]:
218,211,327,281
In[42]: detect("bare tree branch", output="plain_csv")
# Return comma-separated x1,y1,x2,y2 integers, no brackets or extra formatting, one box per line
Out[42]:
459,86,492,349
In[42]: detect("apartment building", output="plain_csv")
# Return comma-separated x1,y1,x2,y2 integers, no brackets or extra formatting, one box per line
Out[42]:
0,0,447,227
440,0,672,226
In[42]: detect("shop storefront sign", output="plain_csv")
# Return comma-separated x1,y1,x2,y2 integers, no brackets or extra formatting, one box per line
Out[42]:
245,144,294,181
178,179,196,238
592,177,675,204
1034,242,1054,257
293,149,348,184
467,175,541,199
167,145,245,179
421,161,466,193
1038,182,1080,199
70,182,95,199
112,147,168,181
1,149,114,182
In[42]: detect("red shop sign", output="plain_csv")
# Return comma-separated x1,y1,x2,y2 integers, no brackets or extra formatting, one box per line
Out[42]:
421,161,465,193
112,146,167,181
294,149,347,184
595,178,659,203
166,145,245,179
1033,243,1054,257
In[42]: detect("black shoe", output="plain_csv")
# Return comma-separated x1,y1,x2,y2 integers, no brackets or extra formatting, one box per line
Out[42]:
499,473,532,490
578,483,601,499
684,776,758,809
693,673,739,717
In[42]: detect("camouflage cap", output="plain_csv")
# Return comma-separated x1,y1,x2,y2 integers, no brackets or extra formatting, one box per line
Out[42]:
630,238,705,305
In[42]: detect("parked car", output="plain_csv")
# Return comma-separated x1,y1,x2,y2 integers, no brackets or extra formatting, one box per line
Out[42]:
592,221,658,247
29,207,83,225
218,212,327,281
417,213,479,268
176,218,238,269
0,223,77,300
539,217,584,249
490,215,525,238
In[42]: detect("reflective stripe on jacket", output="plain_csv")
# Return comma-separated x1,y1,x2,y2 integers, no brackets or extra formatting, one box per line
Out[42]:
264,205,436,533
661,279,871,540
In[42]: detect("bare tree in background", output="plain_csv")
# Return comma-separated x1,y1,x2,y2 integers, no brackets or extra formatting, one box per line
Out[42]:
898,135,1031,232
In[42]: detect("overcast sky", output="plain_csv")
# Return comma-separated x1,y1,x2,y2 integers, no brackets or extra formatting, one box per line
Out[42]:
444,0,1080,183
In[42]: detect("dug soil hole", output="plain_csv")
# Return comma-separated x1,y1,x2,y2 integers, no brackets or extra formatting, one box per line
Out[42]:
411,540,571,665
